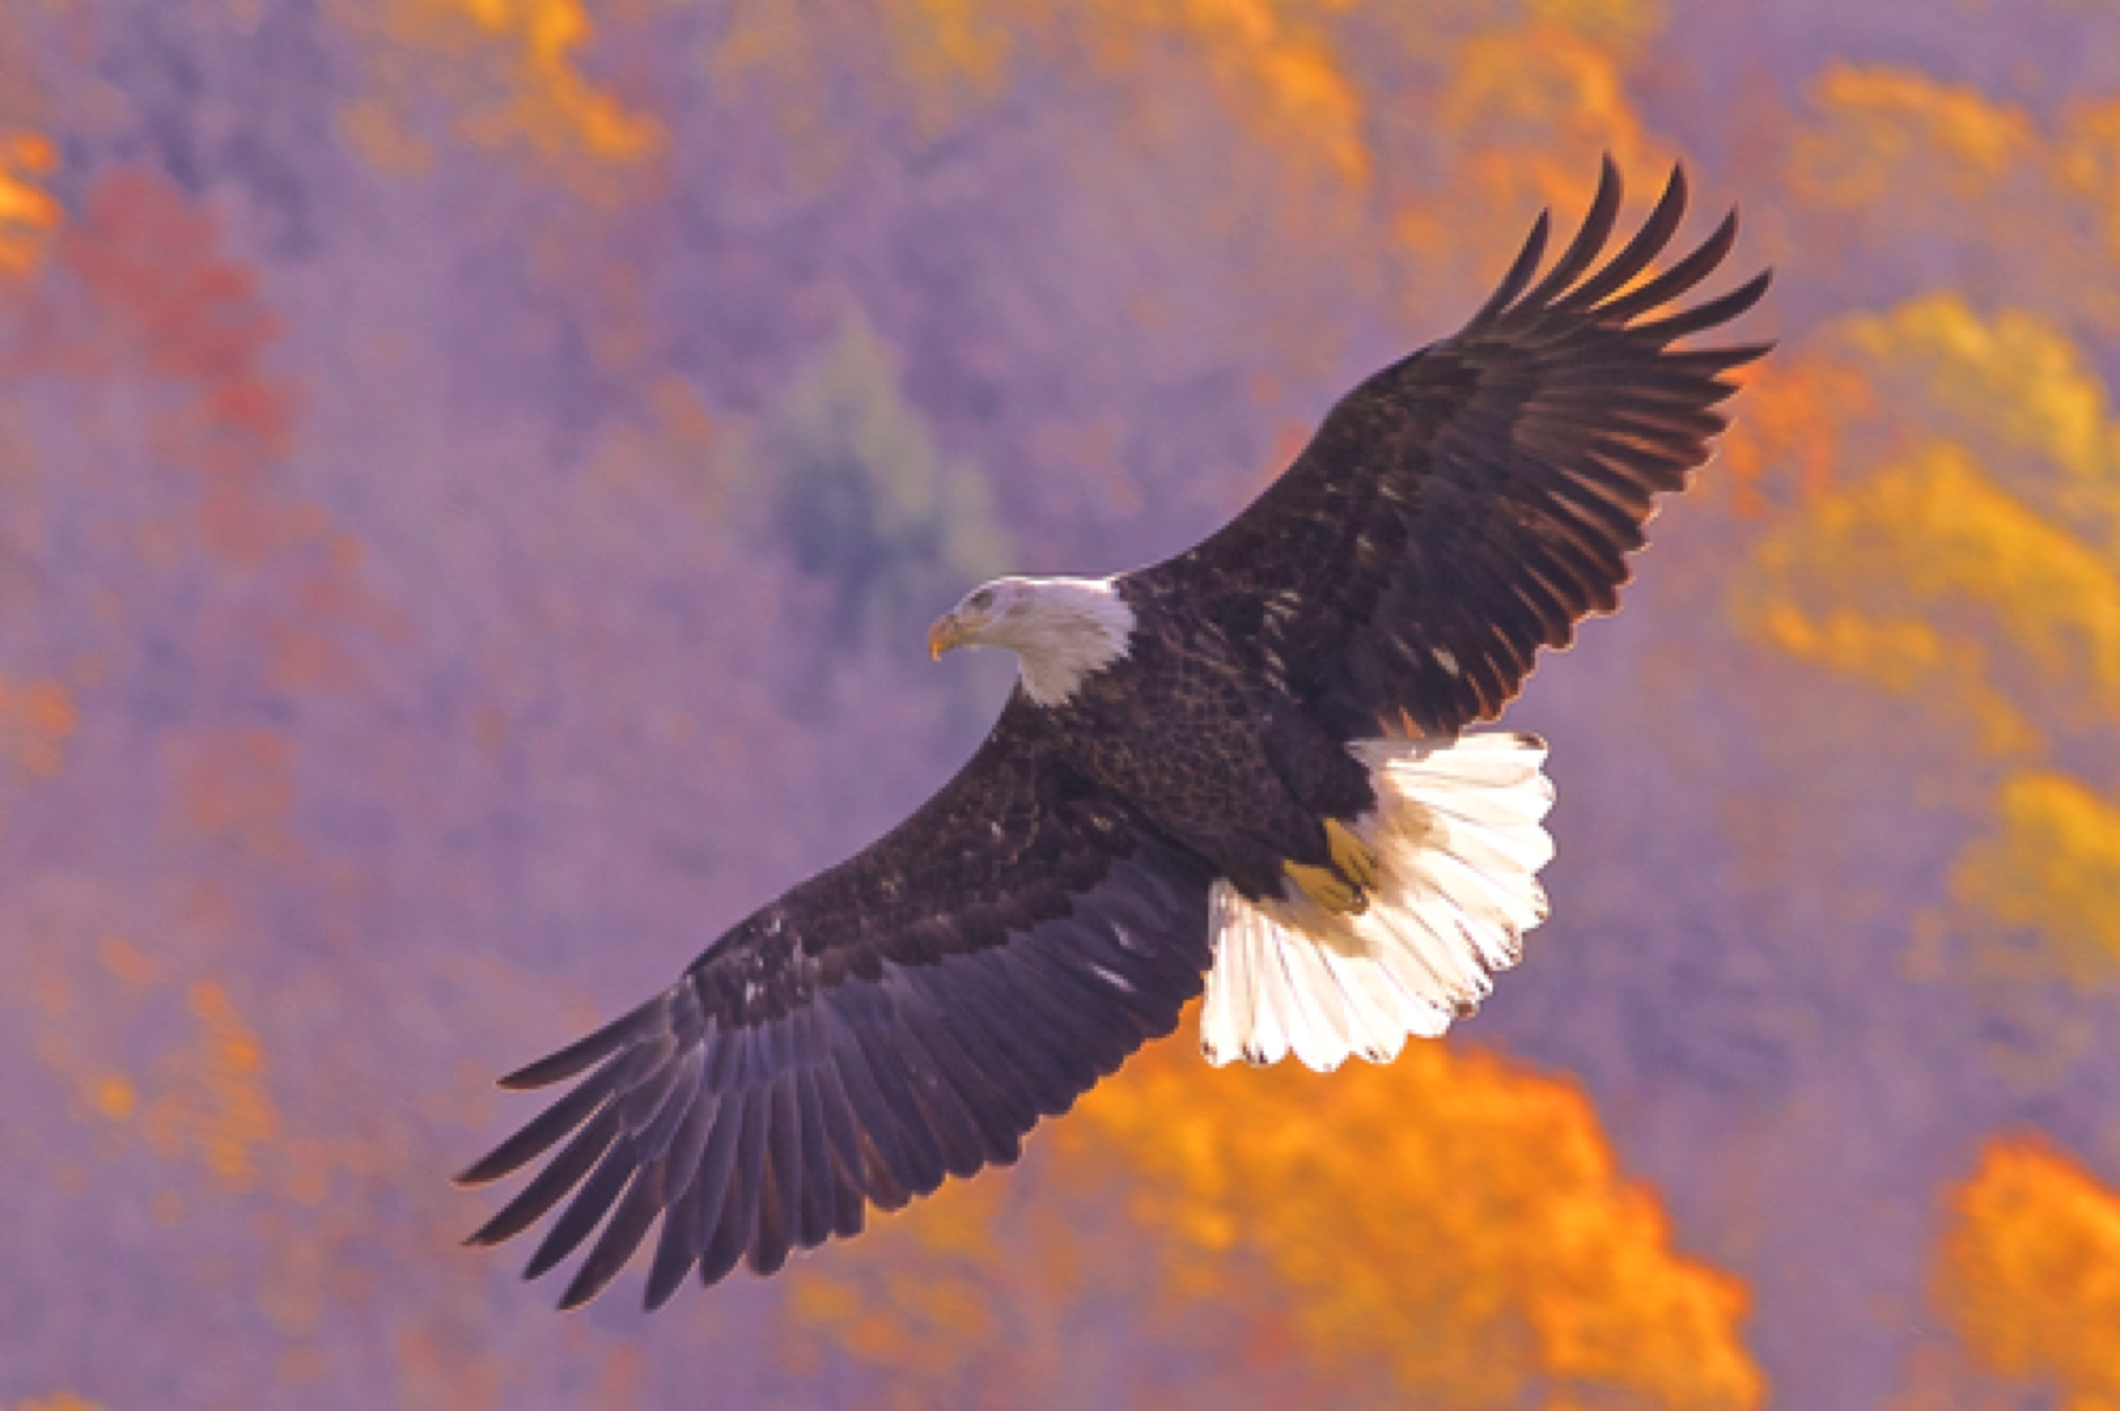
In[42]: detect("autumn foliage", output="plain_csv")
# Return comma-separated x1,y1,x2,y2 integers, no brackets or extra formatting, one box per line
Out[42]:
4,1,2120,1408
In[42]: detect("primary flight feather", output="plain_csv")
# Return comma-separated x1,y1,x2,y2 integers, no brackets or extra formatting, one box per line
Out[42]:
457,159,1771,1310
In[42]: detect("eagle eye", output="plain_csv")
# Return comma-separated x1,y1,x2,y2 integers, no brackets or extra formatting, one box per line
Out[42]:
967,588,996,612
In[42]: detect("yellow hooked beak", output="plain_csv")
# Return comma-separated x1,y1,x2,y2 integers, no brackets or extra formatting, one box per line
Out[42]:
928,612,969,661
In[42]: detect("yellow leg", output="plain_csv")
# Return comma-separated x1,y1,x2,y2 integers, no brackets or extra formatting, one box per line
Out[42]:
1324,819,1379,892
1284,860,1367,916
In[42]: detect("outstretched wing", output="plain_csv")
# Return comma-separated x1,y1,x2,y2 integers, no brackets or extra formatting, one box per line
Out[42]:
1129,159,1772,739
456,697,1214,1310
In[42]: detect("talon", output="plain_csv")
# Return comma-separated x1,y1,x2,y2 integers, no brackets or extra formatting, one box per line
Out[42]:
1324,819,1379,892
1284,860,1368,916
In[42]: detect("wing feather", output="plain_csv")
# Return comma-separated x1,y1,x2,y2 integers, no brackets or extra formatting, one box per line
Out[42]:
462,158,1755,1309
561,1161,666,1311
459,699,1216,1307
464,1102,622,1249
1130,160,1770,738
1563,164,1691,309
524,1137,635,1281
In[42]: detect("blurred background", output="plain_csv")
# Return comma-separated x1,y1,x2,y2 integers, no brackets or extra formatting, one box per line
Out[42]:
4,1,2119,1407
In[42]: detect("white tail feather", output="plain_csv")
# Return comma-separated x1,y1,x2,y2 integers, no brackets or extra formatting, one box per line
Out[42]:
1199,732,1556,1072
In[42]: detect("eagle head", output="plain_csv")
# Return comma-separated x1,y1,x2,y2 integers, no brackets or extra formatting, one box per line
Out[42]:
927,576,1137,706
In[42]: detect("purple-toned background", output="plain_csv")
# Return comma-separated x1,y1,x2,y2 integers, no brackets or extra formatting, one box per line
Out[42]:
6,3,2120,1407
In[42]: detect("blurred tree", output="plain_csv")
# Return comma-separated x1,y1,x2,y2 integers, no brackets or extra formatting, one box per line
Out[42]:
786,1023,1764,1410
1896,1136,2120,1408
762,316,1008,653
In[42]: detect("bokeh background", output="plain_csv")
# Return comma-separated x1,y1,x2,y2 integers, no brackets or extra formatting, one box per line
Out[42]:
5,1,2120,1407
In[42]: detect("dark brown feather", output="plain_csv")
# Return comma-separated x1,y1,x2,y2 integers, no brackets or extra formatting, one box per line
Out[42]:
457,718,1216,1307
1130,161,1770,739
458,160,1764,1312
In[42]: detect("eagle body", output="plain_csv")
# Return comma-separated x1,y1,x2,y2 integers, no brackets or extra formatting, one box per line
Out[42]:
1033,588,1377,903
458,161,1772,1311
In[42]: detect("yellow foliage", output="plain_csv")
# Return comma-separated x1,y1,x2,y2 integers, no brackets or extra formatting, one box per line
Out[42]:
1842,296,2120,533
1955,772,2120,989
791,1027,1764,1407
1783,65,2120,333
1934,1136,2120,1403
1737,297,2120,1056
1752,601,1938,694
1733,295,2120,749
1749,600,2033,755
1747,443,2120,727
1526,0,1663,54
1793,63,2033,206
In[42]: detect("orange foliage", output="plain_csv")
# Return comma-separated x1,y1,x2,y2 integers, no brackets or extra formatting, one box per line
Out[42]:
0,129,58,277
1738,293,2120,514
445,0,661,159
830,0,1375,183
1147,0,1372,188
36,170,410,688
785,1175,1022,1384
877,0,1017,139
1079,1033,1763,1408
88,1074,138,1121
1784,65,2120,333
334,0,662,178
726,0,1671,201
791,1025,1764,1408
0,672,75,777
1387,20,1673,325
1719,357,1876,511
2057,96,2120,257
1931,1136,2120,1404
141,981,283,1191
160,726,298,860
1793,64,2032,207
1434,27,1660,211
55,173,285,401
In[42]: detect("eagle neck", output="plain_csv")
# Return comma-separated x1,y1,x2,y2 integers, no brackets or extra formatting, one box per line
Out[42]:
1011,578,1136,708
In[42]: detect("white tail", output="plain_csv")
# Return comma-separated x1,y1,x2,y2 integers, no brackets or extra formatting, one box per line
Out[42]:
1198,733,1556,1071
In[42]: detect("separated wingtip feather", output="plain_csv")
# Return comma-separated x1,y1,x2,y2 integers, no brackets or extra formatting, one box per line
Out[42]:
498,997,662,1090
1517,158,1624,310
1562,163,1692,310
1470,209,1552,325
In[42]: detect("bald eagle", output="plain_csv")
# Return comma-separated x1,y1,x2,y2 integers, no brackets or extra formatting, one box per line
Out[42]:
458,160,1770,1310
